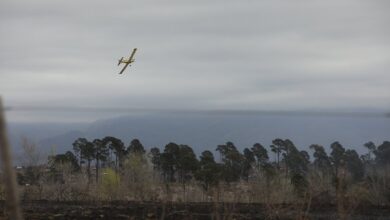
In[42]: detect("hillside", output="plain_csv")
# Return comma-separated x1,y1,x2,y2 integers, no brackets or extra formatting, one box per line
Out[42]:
8,113,390,158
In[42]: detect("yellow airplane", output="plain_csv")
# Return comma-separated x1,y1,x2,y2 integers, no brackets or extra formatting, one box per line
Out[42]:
118,48,137,74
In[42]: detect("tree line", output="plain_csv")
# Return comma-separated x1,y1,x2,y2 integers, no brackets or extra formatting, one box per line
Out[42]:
48,137,390,195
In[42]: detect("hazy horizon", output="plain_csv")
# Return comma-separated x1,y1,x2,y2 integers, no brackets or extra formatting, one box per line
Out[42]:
8,113,390,160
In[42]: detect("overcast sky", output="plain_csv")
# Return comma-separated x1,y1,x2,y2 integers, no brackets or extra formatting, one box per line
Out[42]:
1,0,389,122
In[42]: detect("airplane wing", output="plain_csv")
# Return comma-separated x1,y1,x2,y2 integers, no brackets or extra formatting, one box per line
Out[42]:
129,48,137,61
119,62,131,74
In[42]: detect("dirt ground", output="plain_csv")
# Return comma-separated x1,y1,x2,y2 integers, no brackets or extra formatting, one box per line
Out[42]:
1,201,389,220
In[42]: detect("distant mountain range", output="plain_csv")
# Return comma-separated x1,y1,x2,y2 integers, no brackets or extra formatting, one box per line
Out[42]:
8,113,390,162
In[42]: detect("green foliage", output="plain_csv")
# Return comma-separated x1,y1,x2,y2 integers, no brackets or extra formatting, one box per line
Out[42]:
345,149,364,181
102,136,126,169
375,141,390,165
100,168,120,198
195,150,220,191
251,143,269,167
72,138,94,164
29,134,390,204
124,153,148,182
271,138,285,168
364,141,376,152
290,173,308,197
177,145,199,183
160,143,199,183
22,166,42,185
262,162,276,180
330,141,346,173
72,138,95,181
161,142,180,182
122,153,154,200
127,139,146,155
149,147,161,171
310,144,332,174
49,151,80,172
93,139,109,182
216,142,243,183
242,148,255,181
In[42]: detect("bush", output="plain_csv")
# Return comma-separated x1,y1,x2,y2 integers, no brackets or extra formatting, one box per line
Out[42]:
100,168,120,199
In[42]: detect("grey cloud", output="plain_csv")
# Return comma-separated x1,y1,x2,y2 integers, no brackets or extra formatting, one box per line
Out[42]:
1,0,389,122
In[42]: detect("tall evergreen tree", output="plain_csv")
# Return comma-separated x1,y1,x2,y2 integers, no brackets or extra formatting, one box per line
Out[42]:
161,142,180,182
177,145,199,183
251,143,269,168
72,138,89,167
330,141,346,177
271,138,285,169
127,139,146,155
363,141,376,162
195,151,220,191
310,144,332,175
375,141,390,165
283,140,308,175
102,136,125,170
242,148,255,181
93,139,109,182
216,142,243,183
72,138,94,181
282,140,309,196
345,149,364,181
149,147,161,171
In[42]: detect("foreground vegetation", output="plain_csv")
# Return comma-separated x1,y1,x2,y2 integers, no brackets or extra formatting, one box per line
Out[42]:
2,137,390,219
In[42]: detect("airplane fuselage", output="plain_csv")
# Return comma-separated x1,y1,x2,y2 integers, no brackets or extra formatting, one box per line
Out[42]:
120,59,134,64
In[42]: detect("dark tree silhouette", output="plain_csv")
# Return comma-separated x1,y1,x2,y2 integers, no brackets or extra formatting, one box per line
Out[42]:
363,141,376,162
251,143,269,168
274,139,310,196
102,136,125,170
310,144,332,175
49,151,80,171
216,142,243,183
242,148,255,181
271,138,285,169
161,142,180,182
195,150,220,191
48,151,80,183
93,139,109,182
65,135,390,203
300,150,310,163
177,145,199,184
283,140,308,175
149,147,161,171
330,141,346,177
72,138,89,167
345,149,364,181
72,138,94,181
127,139,146,155
375,141,390,165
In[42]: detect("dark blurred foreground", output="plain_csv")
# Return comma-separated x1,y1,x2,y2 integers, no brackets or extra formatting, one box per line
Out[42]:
1,200,389,220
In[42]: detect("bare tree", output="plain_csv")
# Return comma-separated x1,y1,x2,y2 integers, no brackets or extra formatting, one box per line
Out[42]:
20,136,42,167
